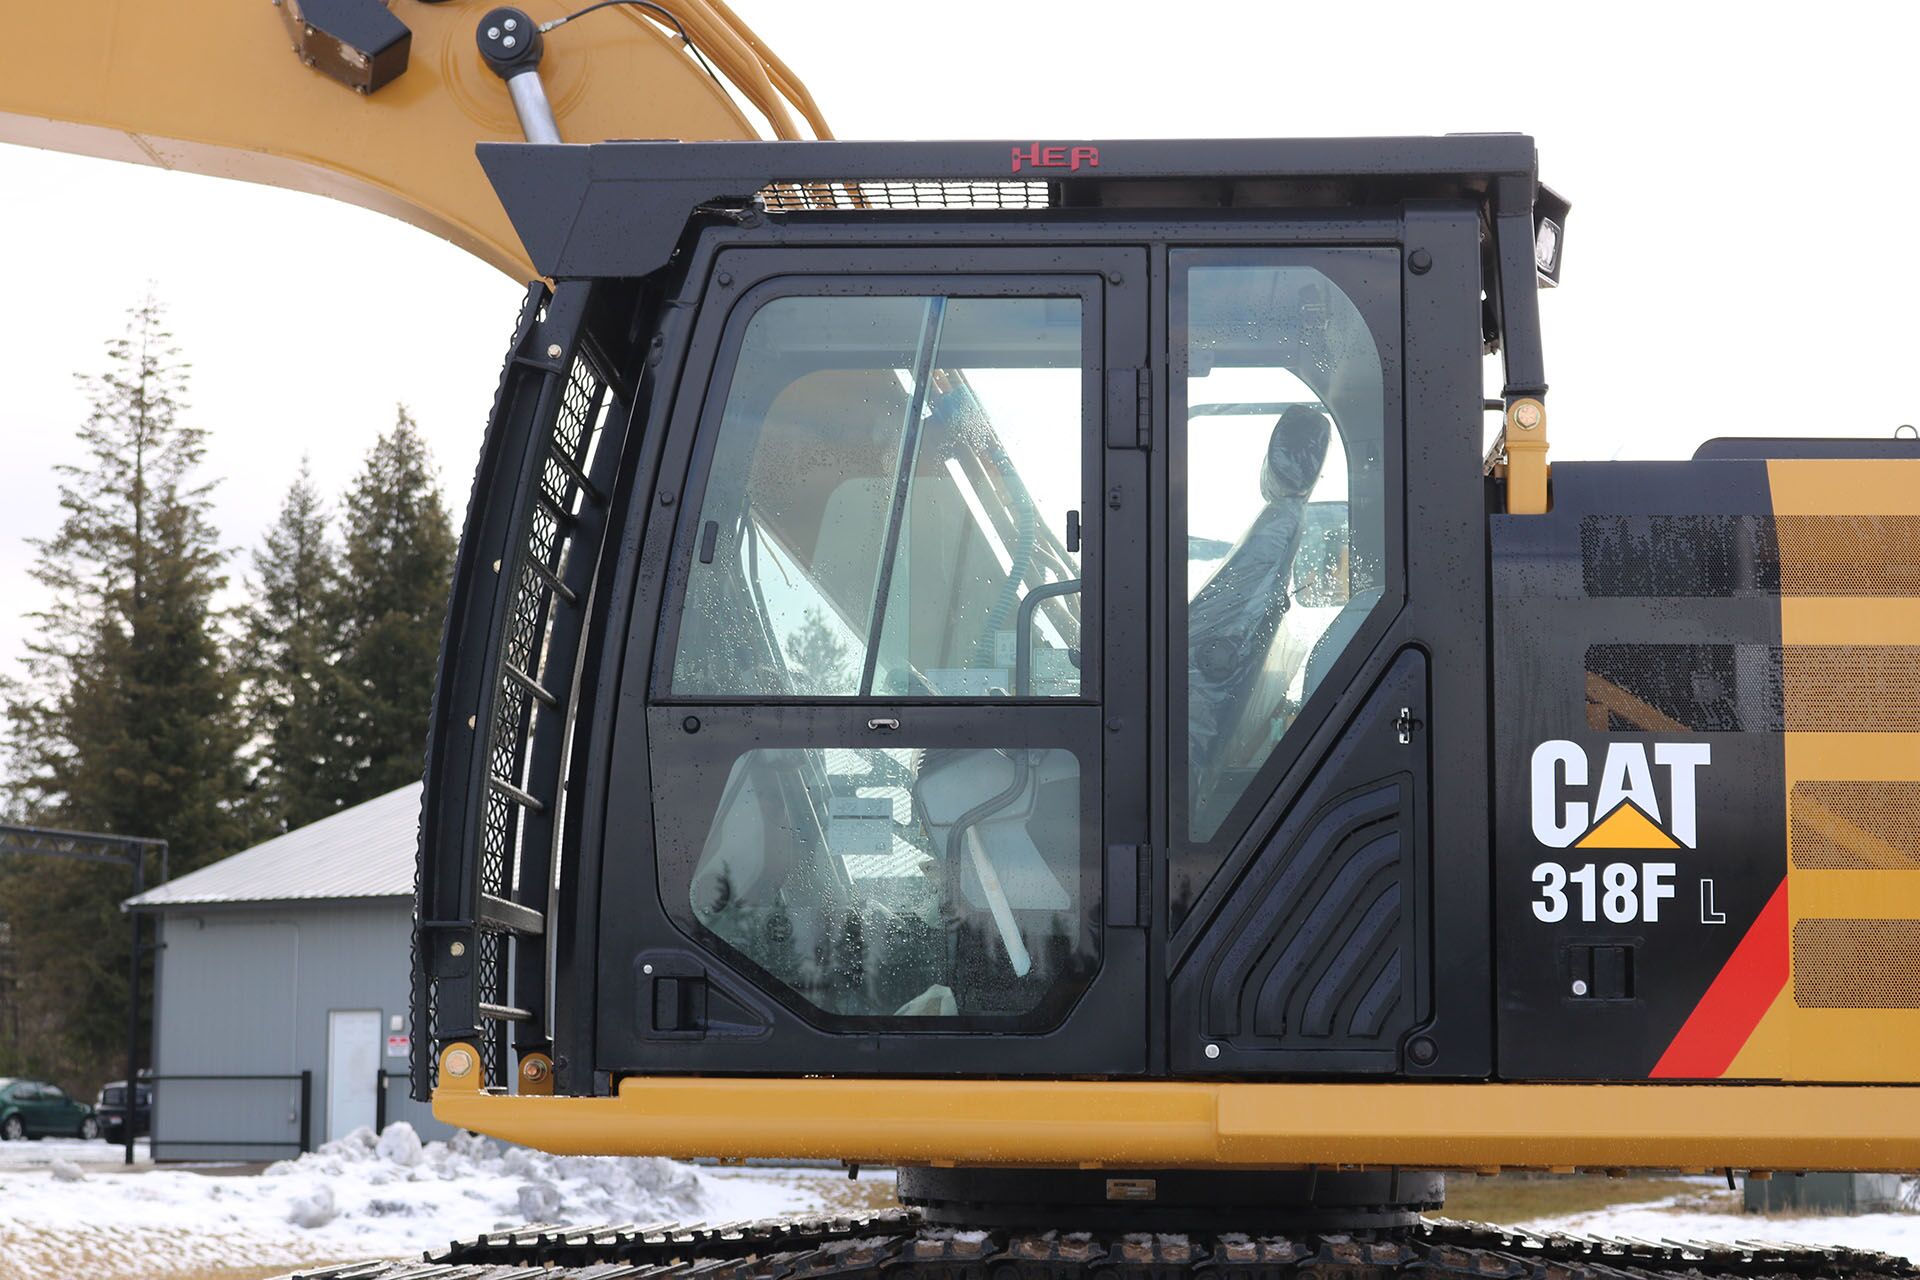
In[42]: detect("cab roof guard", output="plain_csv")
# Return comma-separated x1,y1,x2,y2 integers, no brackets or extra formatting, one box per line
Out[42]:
478,134,1565,497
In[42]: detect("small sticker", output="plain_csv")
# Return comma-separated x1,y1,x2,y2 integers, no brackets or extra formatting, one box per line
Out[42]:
385,1034,411,1058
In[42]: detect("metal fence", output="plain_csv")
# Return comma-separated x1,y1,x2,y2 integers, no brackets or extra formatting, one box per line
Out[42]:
149,1070,312,1157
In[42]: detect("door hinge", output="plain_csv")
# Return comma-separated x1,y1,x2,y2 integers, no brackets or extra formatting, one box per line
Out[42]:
1105,843,1150,927
1105,367,1151,450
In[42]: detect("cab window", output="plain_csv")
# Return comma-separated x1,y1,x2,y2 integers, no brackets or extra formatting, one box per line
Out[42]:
669,293,1086,700
1178,258,1391,845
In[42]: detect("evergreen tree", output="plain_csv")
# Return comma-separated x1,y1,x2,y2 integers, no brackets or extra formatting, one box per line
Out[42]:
241,460,349,832
332,407,455,804
0,295,250,1083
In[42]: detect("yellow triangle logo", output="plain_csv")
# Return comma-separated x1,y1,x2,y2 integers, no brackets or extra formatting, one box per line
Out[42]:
1575,800,1683,850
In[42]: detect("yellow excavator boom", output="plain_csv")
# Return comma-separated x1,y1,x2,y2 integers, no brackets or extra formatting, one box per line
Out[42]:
0,0,830,278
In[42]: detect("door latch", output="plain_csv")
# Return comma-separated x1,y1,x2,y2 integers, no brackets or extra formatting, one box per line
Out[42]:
1394,707,1422,745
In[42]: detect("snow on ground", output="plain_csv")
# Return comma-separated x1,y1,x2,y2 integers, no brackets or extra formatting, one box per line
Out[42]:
1516,1191,1920,1263
0,1136,151,1167
0,1123,832,1280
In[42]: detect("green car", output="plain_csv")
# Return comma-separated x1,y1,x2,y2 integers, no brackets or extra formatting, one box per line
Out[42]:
0,1078,99,1141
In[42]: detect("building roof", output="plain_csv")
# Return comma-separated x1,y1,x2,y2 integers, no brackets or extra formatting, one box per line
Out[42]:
125,784,418,910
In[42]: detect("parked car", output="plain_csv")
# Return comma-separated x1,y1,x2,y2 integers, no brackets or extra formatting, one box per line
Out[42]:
94,1077,152,1141
0,1078,98,1141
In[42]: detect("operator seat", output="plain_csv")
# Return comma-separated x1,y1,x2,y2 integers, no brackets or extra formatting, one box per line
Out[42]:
1186,404,1331,807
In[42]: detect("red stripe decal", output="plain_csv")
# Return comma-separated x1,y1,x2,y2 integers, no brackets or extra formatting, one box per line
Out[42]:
1649,878,1789,1079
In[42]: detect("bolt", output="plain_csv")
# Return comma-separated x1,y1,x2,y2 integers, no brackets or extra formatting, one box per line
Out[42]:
1408,248,1433,275
521,1057,548,1081
1571,978,1589,996
450,940,466,958
444,1047,476,1078
547,343,563,359
1204,1043,1221,1060
503,35,516,47
503,17,518,31
487,25,500,38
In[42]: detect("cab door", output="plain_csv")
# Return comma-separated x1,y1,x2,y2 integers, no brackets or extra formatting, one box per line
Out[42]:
599,245,1150,1076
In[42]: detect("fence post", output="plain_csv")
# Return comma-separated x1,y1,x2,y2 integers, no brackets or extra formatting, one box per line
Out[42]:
298,1070,312,1153
375,1071,387,1133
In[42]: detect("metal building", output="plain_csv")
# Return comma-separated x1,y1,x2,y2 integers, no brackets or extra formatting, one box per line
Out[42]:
126,785,453,1161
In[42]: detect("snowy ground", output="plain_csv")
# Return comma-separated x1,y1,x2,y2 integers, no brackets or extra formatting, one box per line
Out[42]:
0,1136,151,1168
3,1136,1916,1280
0,1124,873,1280
1513,1186,1920,1262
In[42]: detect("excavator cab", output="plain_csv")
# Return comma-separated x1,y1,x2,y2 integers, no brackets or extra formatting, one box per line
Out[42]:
417,136,1533,1095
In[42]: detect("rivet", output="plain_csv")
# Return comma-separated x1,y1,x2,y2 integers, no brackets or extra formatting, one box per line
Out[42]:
682,715,701,734
643,963,655,975
444,1047,476,1078
1407,1035,1438,1066
503,17,518,31
659,491,676,506
449,940,466,957
1408,248,1433,275
547,343,563,359
503,34,516,48
486,25,500,38
716,272,733,286
1107,271,1123,284
1204,1043,1220,1060
1571,978,1589,996
1105,717,1122,732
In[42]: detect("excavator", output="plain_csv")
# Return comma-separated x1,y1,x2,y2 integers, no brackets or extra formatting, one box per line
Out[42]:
9,4,1920,1278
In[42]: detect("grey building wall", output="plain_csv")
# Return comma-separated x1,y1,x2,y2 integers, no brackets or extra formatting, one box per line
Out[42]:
150,898,453,1161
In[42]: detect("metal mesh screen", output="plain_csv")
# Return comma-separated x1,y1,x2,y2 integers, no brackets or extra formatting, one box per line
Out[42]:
1794,919,1920,1007
464,348,610,1086
757,180,1052,211
1586,644,1920,733
1781,646,1920,732
1776,515,1920,596
1580,515,1778,597
1791,781,1920,870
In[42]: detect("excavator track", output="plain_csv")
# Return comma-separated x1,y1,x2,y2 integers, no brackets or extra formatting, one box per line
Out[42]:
282,1211,1914,1280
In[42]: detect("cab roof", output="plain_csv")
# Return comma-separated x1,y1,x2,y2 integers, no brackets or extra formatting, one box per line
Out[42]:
478,135,1559,282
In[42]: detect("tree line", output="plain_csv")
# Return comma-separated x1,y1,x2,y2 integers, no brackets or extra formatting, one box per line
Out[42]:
0,297,456,1088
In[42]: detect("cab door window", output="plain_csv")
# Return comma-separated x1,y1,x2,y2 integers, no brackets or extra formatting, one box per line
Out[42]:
669,292,1087,700
1177,254,1396,850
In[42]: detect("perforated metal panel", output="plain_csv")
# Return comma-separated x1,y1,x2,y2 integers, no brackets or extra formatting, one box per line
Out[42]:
1585,644,1920,733
1791,781,1920,870
1794,919,1920,1008
1776,515,1920,596
757,181,1052,211
1781,646,1920,732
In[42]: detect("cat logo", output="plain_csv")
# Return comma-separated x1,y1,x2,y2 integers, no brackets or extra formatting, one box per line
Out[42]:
1530,740,1711,850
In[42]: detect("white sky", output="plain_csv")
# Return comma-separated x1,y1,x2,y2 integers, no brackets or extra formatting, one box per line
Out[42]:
3,0,1918,688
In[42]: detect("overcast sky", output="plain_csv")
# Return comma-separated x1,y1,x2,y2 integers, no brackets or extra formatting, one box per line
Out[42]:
3,0,1917,689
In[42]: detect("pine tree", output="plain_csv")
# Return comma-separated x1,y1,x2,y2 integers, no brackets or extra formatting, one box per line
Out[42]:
0,295,251,1083
241,461,349,832
332,407,456,805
